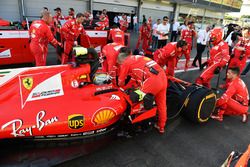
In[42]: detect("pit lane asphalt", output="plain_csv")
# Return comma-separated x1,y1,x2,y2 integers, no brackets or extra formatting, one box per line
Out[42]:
0,32,249,167
53,32,250,167
55,69,250,167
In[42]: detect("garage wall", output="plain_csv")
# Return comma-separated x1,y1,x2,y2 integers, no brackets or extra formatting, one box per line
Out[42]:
93,0,138,7
205,9,224,19
0,0,20,21
141,8,171,23
24,0,88,20
141,1,174,23
179,5,224,19
93,3,136,13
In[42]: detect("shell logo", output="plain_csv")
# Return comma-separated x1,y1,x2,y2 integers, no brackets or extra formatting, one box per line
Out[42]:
92,108,116,125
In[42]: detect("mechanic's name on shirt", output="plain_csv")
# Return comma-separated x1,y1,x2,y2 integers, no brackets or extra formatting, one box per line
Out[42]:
1,110,58,137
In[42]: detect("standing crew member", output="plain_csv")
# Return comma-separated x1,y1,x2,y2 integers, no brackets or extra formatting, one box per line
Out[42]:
99,9,109,29
65,8,75,20
61,13,91,64
117,48,168,134
211,67,249,123
29,11,62,66
53,7,65,36
228,28,250,73
179,21,197,70
196,28,230,88
153,40,188,76
108,25,125,45
119,15,129,32
136,21,151,51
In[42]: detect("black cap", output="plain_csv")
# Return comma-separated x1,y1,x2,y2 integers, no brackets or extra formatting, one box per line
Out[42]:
188,21,194,25
54,7,61,11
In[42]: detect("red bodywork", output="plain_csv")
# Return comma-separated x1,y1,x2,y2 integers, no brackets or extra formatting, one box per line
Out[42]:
0,64,158,140
0,29,109,66
0,30,33,65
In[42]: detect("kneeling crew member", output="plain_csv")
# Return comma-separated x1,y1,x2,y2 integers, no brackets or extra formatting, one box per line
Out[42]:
117,47,168,134
211,67,249,123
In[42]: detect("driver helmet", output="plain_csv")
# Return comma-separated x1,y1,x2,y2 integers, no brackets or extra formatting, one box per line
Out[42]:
93,73,111,85
210,27,223,45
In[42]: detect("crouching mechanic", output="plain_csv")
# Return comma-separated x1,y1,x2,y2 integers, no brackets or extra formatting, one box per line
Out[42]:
29,11,62,66
196,28,230,88
153,40,188,76
61,13,91,64
211,67,249,123
101,43,124,83
117,47,168,134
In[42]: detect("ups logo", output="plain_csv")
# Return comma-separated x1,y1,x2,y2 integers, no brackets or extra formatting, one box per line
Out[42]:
68,114,84,129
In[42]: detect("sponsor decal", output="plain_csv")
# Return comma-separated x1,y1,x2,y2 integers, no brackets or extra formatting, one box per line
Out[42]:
0,31,29,39
71,80,79,88
110,94,120,100
68,114,84,129
0,68,28,86
31,89,61,98
1,110,58,137
0,70,11,78
22,77,33,90
0,49,11,58
92,108,117,125
96,85,113,91
20,73,64,108
79,74,87,79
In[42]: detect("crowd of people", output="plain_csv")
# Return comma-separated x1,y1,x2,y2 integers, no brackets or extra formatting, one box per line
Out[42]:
28,7,249,134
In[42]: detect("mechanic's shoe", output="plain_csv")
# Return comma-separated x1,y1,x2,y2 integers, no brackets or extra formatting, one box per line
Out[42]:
211,115,223,122
154,124,165,134
192,63,198,67
242,114,248,123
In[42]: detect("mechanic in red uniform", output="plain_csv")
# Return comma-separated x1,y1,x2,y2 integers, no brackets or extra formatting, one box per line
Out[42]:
29,11,62,66
195,28,230,88
211,67,249,123
136,21,151,51
101,43,124,83
53,7,65,35
99,9,109,29
228,29,250,73
153,40,188,76
179,21,197,70
117,47,168,134
65,8,75,20
108,25,125,45
221,31,250,88
61,13,91,64
119,15,129,32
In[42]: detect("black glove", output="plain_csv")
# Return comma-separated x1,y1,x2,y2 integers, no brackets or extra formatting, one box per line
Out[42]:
239,55,244,60
214,67,221,74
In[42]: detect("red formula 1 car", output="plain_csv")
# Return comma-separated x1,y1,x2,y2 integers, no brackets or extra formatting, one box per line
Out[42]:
0,48,216,140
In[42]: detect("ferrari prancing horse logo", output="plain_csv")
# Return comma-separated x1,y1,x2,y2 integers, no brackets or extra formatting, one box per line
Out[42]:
22,77,33,90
